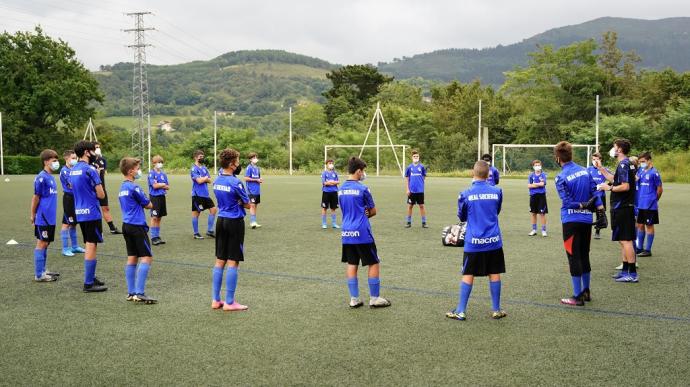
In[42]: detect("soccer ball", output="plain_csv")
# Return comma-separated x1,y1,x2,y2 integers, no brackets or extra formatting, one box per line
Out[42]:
3,178,9,182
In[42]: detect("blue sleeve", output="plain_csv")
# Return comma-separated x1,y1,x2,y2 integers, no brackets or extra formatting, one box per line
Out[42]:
528,174,533,184
334,172,339,182
404,165,410,178
655,172,662,187
244,165,251,178
34,177,42,196
321,171,327,185
555,176,581,210
495,168,500,184
134,187,150,207
617,163,629,184
191,167,200,180
497,189,503,215
422,165,427,177
589,175,602,207
88,167,102,187
363,188,375,209
457,193,468,222
148,173,155,187
236,182,250,204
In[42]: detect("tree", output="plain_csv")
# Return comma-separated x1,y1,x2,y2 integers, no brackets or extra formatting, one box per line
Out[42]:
0,27,103,155
323,65,393,124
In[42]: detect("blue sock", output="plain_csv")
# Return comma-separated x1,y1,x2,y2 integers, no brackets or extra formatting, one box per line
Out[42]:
331,214,337,225
542,224,547,232
135,262,151,295
225,266,238,304
421,216,427,224
192,217,199,234
455,281,473,314
69,227,78,247
644,233,655,252
250,214,257,223
406,215,412,223
347,277,359,298
368,277,381,298
489,280,501,311
636,230,645,251
61,230,69,250
321,215,327,225
212,267,223,301
151,226,159,238
571,275,582,297
207,214,215,232
84,259,97,285
532,224,537,231
582,272,591,290
33,249,45,277
125,264,136,294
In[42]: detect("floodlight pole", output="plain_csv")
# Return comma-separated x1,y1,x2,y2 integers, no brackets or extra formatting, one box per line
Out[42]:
213,111,218,175
477,100,482,160
0,112,3,176
595,95,600,152
289,107,293,175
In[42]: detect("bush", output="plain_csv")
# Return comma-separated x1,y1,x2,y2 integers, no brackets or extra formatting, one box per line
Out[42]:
3,155,42,174
652,150,690,183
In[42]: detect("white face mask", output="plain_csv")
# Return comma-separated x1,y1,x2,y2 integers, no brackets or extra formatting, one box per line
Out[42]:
94,148,102,156
327,163,334,170
609,147,617,159
412,157,420,163
50,161,60,171
134,169,142,179
640,162,648,170
360,171,367,181
69,158,78,167
155,163,163,170
251,158,259,164
533,165,542,172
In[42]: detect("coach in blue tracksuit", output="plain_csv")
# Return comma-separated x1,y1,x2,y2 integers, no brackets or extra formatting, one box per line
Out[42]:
446,160,506,321
554,141,603,306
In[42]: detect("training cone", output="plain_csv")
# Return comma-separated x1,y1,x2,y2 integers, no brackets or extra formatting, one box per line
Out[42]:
6,239,18,245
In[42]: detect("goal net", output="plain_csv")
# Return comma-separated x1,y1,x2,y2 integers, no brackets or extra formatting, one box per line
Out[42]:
491,144,597,175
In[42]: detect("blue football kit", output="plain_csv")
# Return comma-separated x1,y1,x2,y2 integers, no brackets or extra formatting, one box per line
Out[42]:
245,164,261,195
457,181,503,253
338,180,376,245
119,181,150,226
214,174,250,219
636,167,662,210
487,166,500,186
70,161,103,222
190,164,211,197
555,161,601,224
321,170,339,192
405,163,427,193
59,166,73,194
148,169,168,197
34,170,58,226
528,172,547,195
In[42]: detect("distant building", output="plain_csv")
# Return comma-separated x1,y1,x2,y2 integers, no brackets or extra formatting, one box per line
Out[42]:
157,120,174,132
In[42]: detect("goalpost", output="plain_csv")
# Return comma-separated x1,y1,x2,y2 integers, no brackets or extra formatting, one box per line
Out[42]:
492,143,597,175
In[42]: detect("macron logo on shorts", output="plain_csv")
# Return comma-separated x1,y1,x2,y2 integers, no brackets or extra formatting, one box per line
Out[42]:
471,235,500,244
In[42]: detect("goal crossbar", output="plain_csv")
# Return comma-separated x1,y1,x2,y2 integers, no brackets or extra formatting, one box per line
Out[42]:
492,143,596,175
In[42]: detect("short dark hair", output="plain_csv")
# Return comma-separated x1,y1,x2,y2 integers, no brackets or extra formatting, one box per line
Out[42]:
219,148,240,169
326,159,334,164
63,150,75,158
614,138,631,155
411,150,419,156
119,157,141,176
473,160,489,179
481,153,491,162
248,152,258,160
638,151,652,161
554,141,573,163
347,157,367,174
40,149,58,162
73,140,95,158
193,150,205,159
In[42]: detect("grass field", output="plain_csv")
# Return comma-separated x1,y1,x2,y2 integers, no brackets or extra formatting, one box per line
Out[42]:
1,175,689,385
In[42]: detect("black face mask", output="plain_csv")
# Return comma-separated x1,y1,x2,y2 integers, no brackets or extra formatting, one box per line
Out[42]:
233,164,242,176
88,151,98,164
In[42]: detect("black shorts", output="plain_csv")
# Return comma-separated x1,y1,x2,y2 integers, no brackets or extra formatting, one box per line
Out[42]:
98,190,109,207
342,243,380,266
321,191,338,210
150,195,167,218
249,194,261,205
192,196,215,212
62,193,77,225
529,193,549,214
461,248,505,276
636,209,659,225
79,220,104,244
407,192,425,205
122,223,152,257
611,206,636,241
215,217,245,262
34,225,56,242
562,222,592,276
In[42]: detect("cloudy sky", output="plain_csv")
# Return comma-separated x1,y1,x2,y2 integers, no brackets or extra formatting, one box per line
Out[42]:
2,0,689,70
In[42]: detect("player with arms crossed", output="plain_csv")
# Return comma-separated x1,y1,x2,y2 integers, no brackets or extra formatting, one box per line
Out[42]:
30,149,61,282
190,150,217,239
148,155,170,245
321,159,340,229
339,157,391,309
527,159,548,237
118,158,157,304
634,152,663,257
211,149,251,311
244,152,263,229
446,160,506,321
59,150,85,256
404,150,428,228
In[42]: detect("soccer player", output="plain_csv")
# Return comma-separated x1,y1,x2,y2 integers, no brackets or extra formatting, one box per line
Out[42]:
588,152,611,239
595,139,638,283
71,140,108,292
190,150,217,239
92,142,122,235
527,159,548,237
30,149,61,282
244,152,263,229
339,157,391,309
554,142,603,306
321,159,340,229
211,148,250,311
59,150,85,256
446,160,506,321
635,152,663,257
118,158,157,304
148,155,170,245
404,150,428,228
481,154,500,186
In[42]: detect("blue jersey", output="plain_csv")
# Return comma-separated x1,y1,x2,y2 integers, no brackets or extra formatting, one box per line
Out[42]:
34,170,58,226
148,169,168,197
59,165,73,194
555,161,601,224
245,164,261,195
487,166,500,186
587,165,610,200
70,161,102,222
636,167,662,210
190,164,211,197
118,180,150,226
405,163,427,193
611,158,637,209
338,180,376,245
214,174,250,219
528,172,547,195
458,181,503,253
321,170,339,193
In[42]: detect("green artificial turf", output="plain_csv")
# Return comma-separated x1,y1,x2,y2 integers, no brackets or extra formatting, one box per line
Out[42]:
1,174,689,385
